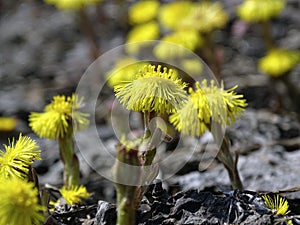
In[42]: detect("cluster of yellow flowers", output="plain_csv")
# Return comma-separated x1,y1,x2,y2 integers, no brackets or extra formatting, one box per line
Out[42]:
0,135,44,225
115,64,247,137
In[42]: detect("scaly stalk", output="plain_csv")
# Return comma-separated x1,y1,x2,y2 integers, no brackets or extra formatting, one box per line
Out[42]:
58,125,80,189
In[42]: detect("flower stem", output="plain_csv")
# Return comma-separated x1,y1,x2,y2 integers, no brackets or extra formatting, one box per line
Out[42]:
58,125,80,189
79,7,100,59
218,136,243,190
261,20,275,51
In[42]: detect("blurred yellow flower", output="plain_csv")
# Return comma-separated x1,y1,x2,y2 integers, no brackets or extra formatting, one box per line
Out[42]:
60,185,90,205
0,177,44,225
126,21,160,54
0,116,16,131
129,0,160,24
158,1,193,30
29,94,89,139
237,0,285,22
106,57,148,88
0,134,41,179
179,1,228,33
180,59,203,76
115,64,187,113
153,29,203,60
262,195,290,216
259,48,300,77
170,80,247,137
45,0,101,10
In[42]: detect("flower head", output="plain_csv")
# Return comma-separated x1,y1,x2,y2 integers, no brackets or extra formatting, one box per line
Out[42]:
170,80,247,137
262,195,290,216
59,185,90,205
0,134,41,179
0,116,16,131
44,0,101,10
179,2,228,33
237,0,285,22
158,1,193,30
115,64,187,113
106,57,148,88
29,94,89,139
153,29,203,60
0,177,44,225
129,0,160,24
126,21,160,54
259,48,300,77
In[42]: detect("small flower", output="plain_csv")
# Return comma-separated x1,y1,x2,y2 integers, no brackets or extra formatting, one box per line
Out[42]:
29,94,89,139
237,0,285,22
0,116,16,131
170,80,247,137
59,185,90,205
262,195,290,216
0,134,41,179
179,2,228,33
153,29,203,60
106,57,148,88
115,64,187,113
259,48,300,77
129,0,160,24
126,21,160,54
0,177,45,225
44,0,101,10
158,1,193,30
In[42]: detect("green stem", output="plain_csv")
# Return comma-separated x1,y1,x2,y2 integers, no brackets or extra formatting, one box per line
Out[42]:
218,136,243,190
58,125,80,189
261,20,275,51
114,146,140,225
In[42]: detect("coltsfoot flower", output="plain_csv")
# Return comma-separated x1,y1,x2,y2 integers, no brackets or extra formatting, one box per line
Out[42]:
170,80,247,137
237,0,285,22
44,0,101,10
153,30,203,60
115,64,187,113
29,94,89,139
158,1,193,30
129,0,160,24
259,48,300,77
0,134,41,179
106,57,148,88
262,195,290,216
0,177,44,225
179,1,228,33
126,21,160,54
60,185,90,205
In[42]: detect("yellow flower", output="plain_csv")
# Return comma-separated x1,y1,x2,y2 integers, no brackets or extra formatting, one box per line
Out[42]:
170,80,247,137
179,1,228,33
237,0,285,22
129,0,160,24
106,57,148,88
153,29,203,60
29,94,89,139
259,48,300,77
126,21,160,54
115,64,187,113
0,116,16,131
0,134,41,179
44,0,101,10
170,83,211,137
180,59,203,76
60,185,90,205
262,195,290,216
0,177,45,225
158,1,193,30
